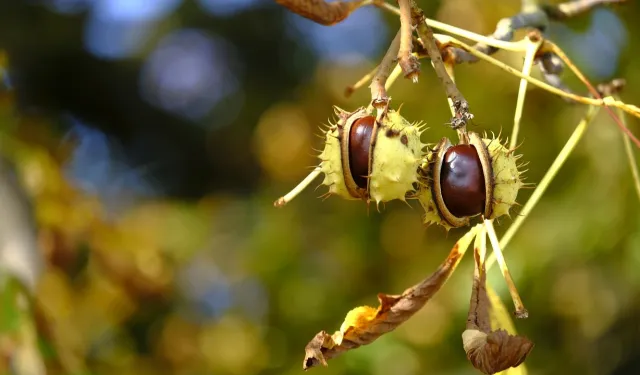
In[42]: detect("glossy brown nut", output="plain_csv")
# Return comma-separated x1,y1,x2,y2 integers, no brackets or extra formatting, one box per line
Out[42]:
348,115,375,189
440,144,486,217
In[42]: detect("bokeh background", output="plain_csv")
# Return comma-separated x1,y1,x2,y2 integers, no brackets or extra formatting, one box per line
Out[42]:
0,0,639,374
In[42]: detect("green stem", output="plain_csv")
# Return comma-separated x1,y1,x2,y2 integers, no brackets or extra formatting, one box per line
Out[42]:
486,105,600,269
615,95,640,201
510,40,540,149
376,2,529,52
438,35,640,121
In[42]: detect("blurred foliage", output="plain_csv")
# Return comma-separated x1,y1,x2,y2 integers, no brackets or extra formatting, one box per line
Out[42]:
0,1,640,375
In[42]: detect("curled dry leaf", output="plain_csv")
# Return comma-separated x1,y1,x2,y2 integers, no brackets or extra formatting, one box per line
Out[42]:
463,329,533,375
303,226,480,370
463,229,533,375
275,0,366,26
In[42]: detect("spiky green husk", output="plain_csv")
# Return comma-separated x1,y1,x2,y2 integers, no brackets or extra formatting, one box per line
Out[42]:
483,137,523,219
417,135,524,229
416,151,460,231
369,110,426,204
318,123,354,199
318,107,427,204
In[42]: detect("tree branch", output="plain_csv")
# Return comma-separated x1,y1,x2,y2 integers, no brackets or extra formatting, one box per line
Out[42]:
370,29,401,108
439,0,623,65
410,0,473,133
410,0,625,103
397,0,420,81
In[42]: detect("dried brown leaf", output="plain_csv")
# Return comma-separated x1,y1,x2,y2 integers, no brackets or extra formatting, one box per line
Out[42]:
275,0,366,26
462,329,533,375
463,229,533,375
303,226,480,370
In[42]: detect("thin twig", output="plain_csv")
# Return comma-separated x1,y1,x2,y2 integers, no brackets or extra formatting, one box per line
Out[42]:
409,0,472,136
440,61,469,143
511,37,542,149
366,63,403,113
484,219,528,319
370,29,402,109
376,0,545,64
436,34,640,131
376,2,528,52
545,41,640,148
397,0,420,81
449,11,548,65
345,65,378,97
622,121,640,201
614,94,640,201
375,0,625,94
386,63,404,90
376,0,624,53
274,167,322,207
443,61,457,117
404,30,640,150
488,105,600,266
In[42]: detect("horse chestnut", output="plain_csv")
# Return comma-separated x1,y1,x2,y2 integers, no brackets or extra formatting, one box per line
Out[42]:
315,106,427,205
418,132,523,229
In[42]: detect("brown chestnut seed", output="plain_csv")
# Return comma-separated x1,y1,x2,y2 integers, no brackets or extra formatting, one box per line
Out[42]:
311,106,426,204
440,145,486,217
348,116,375,189
419,131,523,230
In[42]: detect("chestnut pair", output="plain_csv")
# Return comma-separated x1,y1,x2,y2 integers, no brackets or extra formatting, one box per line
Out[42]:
276,106,524,230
